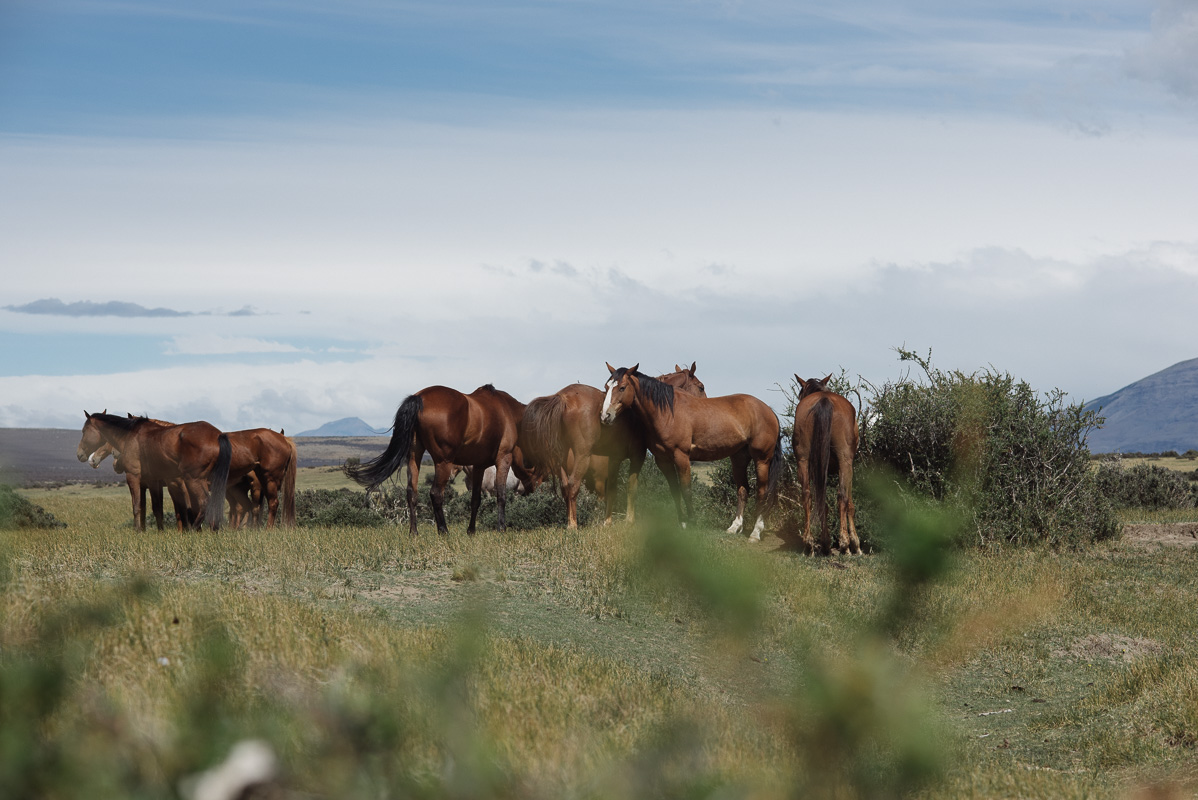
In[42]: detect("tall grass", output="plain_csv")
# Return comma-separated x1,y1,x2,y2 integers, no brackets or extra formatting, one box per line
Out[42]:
4,484,1198,798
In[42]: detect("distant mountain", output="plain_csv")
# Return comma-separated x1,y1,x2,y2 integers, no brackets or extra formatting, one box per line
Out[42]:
1085,357,1198,454
295,417,388,437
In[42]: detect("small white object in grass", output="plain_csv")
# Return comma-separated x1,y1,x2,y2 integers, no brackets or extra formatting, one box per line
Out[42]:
179,739,278,800
157,657,170,667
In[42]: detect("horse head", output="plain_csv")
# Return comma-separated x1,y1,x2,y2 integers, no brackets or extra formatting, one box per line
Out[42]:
601,363,639,425
795,373,833,400
664,362,706,397
76,409,108,462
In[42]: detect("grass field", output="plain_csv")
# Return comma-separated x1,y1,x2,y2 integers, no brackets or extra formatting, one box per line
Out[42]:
4,478,1198,799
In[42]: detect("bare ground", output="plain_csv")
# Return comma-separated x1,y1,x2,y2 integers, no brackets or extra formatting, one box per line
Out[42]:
1121,522,1198,550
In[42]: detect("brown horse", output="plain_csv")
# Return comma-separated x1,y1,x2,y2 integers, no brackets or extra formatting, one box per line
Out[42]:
599,364,784,538
345,384,536,535
223,428,298,528
520,365,707,528
76,412,233,530
84,416,196,530
86,418,297,529
792,374,860,555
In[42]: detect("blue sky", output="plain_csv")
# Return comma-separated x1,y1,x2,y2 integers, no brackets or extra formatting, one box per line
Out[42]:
2,0,1197,433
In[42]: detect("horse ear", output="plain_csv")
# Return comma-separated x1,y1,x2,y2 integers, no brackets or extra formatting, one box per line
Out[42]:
689,361,696,375
821,373,833,386
630,363,639,374
84,410,91,418
794,374,803,386
606,362,617,375
674,364,682,372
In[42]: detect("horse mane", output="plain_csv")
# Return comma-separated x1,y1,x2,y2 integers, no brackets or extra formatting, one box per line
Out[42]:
615,368,674,414
478,383,496,392
93,412,148,433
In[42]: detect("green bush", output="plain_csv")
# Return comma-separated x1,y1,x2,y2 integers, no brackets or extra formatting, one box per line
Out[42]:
295,488,393,527
862,348,1118,547
1093,460,1197,510
0,485,65,529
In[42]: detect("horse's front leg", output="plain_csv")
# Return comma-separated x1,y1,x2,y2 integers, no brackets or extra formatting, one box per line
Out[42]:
675,453,695,527
126,475,145,531
625,450,645,524
149,482,166,531
654,452,686,528
467,467,484,535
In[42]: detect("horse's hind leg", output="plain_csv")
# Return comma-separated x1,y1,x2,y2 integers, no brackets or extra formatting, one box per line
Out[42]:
838,456,860,554
794,457,816,554
431,460,453,535
493,452,513,533
625,450,645,524
749,456,770,542
149,483,165,531
564,452,590,529
406,447,424,536
726,450,750,535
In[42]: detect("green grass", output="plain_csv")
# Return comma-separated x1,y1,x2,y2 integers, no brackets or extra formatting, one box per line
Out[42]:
4,485,1198,798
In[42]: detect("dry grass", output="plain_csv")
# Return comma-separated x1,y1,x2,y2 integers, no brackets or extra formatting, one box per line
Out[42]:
5,485,1198,798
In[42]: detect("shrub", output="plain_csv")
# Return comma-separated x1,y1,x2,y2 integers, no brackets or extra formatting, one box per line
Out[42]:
861,348,1118,547
0,485,65,529
1093,460,1197,510
295,488,393,527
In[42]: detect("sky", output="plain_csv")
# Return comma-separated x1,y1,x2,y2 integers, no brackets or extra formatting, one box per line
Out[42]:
2,0,1197,433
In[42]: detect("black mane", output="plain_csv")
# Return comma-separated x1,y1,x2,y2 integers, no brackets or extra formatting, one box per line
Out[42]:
612,367,675,414
92,412,147,432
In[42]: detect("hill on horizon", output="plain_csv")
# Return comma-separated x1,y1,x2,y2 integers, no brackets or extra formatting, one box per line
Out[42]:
1084,357,1198,454
295,417,388,437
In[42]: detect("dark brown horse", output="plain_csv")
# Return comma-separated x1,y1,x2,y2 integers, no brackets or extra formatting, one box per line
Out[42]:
520,365,707,528
599,364,784,538
792,374,860,555
345,384,536,535
76,412,233,530
223,428,298,528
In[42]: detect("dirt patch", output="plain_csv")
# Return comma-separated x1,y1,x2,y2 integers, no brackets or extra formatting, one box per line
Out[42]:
1053,633,1165,663
1122,523,1198,551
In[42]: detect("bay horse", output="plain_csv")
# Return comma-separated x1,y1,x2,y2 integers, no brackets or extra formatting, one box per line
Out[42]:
345,384,536,535
792,374,860,555
599,364,784,538
76,412,233,530
84,416,195,531
86,418,298,529
520,364,707,529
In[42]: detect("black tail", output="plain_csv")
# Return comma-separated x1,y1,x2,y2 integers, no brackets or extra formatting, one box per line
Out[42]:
766,416,785,504
520,394,565,478
808,397,834,543
346,394,422,491
204,433,232,529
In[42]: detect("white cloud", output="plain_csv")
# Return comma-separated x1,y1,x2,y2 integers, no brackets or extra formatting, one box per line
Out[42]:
1125,0,1198,99
164,335,306,355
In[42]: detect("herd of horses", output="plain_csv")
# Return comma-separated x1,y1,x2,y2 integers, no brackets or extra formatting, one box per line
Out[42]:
75,363,862,554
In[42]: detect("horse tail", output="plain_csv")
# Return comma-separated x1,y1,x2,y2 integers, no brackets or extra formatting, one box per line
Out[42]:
282,437,298,527
520,394,566,477
809,397,834,541
204,433,232,530
346,394,422,491
766,416,785,504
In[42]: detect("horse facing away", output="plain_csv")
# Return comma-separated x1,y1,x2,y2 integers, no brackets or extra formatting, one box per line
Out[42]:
599,364,784,539
792,374,860,555
345,384,537,535
76,412,233,530
520,364,707,529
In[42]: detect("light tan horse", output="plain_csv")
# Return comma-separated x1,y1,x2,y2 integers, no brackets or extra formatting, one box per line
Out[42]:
599,364,784,539
792,374,860,555
520,364,707,528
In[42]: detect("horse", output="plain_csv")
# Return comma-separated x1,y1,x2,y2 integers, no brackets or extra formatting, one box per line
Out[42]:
85,417,196,531
461,464,532,497
599,364,784,539
76,412,233,530
223,428,298,528
345,384,537,535
86,418,297,529
520,365,707,529
791,374,860,555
